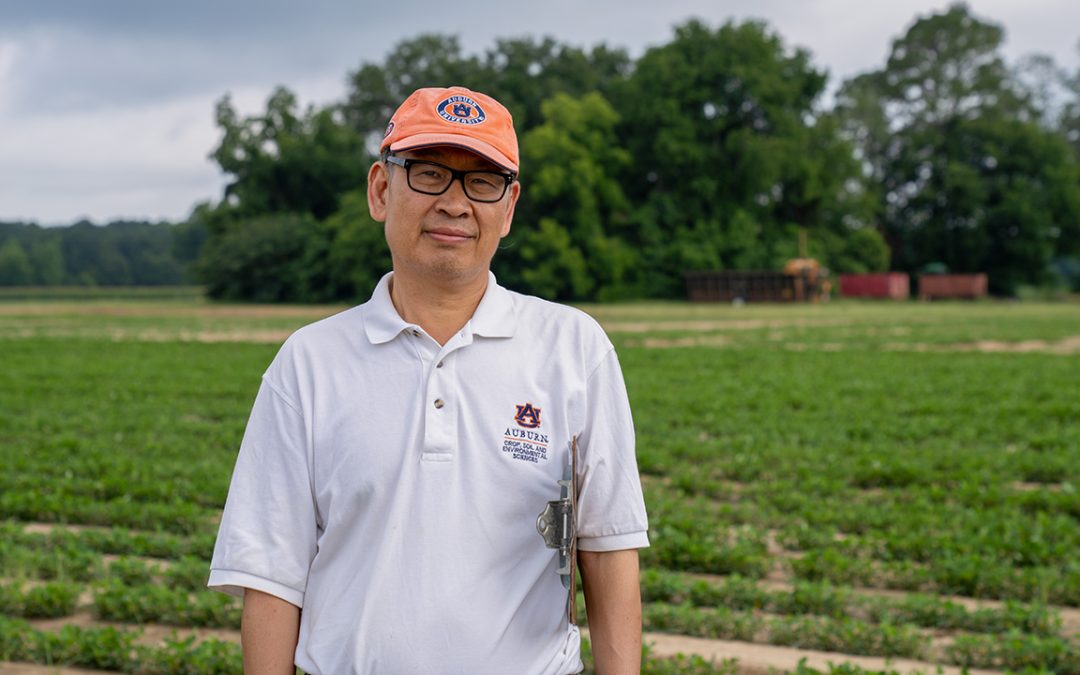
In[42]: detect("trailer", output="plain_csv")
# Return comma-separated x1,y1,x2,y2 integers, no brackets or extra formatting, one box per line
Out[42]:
839,273,910,299
918,274,988,300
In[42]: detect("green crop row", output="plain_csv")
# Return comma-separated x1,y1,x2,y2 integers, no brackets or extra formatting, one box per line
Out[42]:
643,602,927,659
639,570,1063,636
0,615,242,674
108,556,210,592
643,600,1079,671
0,581,81,619
945,630,1080,674
639,520,771,577
790,546,1080,606
641,477,1080,605
0,490,216,536
1,521,216,563
0,537,102,582
0,461,230,511
93,580,240,629
2,576,225,629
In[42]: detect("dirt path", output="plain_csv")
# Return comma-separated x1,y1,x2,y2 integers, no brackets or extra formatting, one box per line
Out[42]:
27,611,240,648
606,317,850,334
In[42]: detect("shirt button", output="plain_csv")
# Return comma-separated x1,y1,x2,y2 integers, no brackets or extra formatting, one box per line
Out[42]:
434,398,445,409
436,361,444,368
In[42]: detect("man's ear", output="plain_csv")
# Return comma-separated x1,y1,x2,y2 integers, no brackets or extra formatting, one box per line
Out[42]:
500,181,521,238
368,161,389,222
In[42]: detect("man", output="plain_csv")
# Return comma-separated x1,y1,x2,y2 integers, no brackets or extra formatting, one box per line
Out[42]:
208,86,649,674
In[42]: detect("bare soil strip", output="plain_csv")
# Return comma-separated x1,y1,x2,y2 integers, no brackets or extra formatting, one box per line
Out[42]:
28,611,240,647
1011,481,1068,493
20,523,116,536
106,328,295,343
604,318,851,334
630,335,733,348
635,334,1080,353
881,336,1080,355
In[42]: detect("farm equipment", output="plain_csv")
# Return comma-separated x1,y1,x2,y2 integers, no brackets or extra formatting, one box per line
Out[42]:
783,258,831,303
685,258,831,303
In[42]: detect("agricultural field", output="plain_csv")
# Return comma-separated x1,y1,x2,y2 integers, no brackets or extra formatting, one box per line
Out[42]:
1,292,1079,674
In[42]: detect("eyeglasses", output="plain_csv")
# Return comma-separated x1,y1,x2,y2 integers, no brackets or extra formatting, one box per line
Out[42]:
384,155,516,203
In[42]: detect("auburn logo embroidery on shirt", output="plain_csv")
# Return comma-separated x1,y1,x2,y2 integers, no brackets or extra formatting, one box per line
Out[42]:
514,402,542,429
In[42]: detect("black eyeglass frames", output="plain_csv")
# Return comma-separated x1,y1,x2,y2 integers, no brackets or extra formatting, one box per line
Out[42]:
383,155,515,203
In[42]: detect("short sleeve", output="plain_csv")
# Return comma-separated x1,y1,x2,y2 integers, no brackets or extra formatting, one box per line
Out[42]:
575,349,650,552
207,375,318,607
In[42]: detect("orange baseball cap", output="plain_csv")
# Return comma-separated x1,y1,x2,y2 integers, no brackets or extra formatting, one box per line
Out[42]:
380,86,519,174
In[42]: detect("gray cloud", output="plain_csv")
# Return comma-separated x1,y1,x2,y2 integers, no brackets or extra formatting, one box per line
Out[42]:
0,0,1076,224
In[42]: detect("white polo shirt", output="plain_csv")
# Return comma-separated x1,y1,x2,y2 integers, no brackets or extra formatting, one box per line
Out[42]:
208,272,649,675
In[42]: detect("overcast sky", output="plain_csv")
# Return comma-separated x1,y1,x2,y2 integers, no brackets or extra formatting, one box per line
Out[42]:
1,0,1077,225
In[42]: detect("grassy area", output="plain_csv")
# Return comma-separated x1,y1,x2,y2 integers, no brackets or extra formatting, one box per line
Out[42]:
1,296,1078,672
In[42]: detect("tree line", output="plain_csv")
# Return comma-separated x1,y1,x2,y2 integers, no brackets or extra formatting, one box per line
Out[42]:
3,4,1079,299
0,220,204,287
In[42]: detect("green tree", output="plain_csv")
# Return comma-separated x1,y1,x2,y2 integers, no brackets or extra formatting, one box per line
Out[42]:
62,221,131,285
28,237,65,285
508,218,592,300
874,4,1024,127
342,34,631,143
171,215,208,274
835,3,1080,292
1013,53,1069,129
343,35,486,142
500,92,636,300
827,226,892,274
196,214,324,302
480,37,630,133
321,189,393,301
212,87,368,222
0,237,33,285
615,18,863,295
1062,41,1080,160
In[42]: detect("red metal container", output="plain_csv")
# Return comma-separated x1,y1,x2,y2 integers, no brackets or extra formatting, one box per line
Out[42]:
839,273,910,299
918,274,988,300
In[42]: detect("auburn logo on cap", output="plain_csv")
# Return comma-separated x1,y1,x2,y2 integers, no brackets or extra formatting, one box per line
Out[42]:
437,95,487,125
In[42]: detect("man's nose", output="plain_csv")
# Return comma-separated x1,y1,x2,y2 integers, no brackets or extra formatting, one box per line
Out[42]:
435,177,471,216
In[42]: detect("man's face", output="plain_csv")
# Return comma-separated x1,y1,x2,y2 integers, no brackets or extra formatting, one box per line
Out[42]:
367,146,520,286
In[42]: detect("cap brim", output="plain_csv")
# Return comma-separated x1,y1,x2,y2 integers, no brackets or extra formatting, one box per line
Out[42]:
388,133,518,173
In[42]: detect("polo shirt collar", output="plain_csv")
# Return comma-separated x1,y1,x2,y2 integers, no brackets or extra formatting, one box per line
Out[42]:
469,272,516,339
362,273,407,344
362,271,516,344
